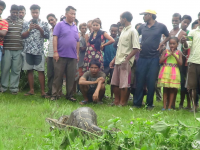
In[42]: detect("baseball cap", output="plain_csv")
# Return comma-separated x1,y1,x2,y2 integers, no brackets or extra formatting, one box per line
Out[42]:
140,10,157,15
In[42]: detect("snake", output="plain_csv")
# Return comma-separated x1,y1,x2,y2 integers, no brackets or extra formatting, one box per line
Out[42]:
46,107,102,133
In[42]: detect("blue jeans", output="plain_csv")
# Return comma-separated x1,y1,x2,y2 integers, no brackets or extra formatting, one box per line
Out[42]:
133,57,160,107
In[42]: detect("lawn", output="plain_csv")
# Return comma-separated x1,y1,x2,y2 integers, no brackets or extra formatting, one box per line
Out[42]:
0,85,200,150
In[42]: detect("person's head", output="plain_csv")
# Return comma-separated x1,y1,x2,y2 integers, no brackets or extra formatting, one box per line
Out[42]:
10,4,19,20
89,59,101,75
0,1,6,16
74,18,78,26
18,5,26,19
92,18,101,32
172,13,181,29
117,22,124,35
198,12,200,27
169,37,179,51
79,23,87,34
110,24,118,38
87,20,93,32
65,6,76,23
120,11,133,26
181,15,192,31
192,19,199,29
135,23,142,30
140,10,157,23
47,13,57,28
30,4,40,19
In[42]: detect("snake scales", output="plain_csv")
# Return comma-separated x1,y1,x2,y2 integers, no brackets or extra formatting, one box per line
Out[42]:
46,107,102,133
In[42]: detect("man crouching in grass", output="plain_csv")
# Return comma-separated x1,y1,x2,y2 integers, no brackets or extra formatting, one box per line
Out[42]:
79,59,106,105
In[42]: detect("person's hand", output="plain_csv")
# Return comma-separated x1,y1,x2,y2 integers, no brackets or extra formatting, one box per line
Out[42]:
34,24,41,30
53,52,59,62
181,35,187,44
121,60,129,70
95,77,105,84
77,55,79,62
157,43,164,52
93,92,99,102
0,37,4,41
29,23,35,31
109,59,115,69
100,45,104,51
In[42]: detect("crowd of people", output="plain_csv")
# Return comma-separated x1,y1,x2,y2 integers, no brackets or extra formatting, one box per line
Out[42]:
0,1,200,111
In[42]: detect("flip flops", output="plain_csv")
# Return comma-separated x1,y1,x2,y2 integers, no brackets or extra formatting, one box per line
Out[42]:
79,100,88,105
24,92,34,96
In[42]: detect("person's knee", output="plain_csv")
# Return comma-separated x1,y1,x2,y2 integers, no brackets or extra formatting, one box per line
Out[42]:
80,85,89,92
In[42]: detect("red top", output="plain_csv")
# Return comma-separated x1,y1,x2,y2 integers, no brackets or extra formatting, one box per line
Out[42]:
0,19,8,46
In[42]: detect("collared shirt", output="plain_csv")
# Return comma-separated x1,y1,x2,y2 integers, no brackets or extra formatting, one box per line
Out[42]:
183,26,200,64
48,28,54,57
138,21,169,58
78,34,86,67
115,25,140,66
3,16,23,50
104,37,118,67
0,18,8,46
22,19,50,55
53,19,79,59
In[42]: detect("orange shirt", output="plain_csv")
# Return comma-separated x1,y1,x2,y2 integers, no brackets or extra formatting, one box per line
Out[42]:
0,18,8,46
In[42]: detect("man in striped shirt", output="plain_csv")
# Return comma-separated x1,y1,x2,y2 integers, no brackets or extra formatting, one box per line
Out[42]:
1,5,23,94
0,1,8,61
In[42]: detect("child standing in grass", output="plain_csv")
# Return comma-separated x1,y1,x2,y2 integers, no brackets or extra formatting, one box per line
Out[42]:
157,37,182,110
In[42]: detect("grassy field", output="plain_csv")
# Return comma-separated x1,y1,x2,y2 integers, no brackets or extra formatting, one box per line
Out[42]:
0,85,200,150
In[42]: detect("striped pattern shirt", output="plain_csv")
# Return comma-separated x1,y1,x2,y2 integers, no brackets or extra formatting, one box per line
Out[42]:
48,29,54,57
3,16,23,50
0,18,8,46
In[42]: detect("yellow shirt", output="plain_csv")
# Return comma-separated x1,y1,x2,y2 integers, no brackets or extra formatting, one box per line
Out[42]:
115,25,140,66
183,26,200,64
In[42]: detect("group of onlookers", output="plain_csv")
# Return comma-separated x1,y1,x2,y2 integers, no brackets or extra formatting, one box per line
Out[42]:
1,1,200,111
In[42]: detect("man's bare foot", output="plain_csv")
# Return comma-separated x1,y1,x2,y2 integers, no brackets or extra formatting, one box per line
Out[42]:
24,90,34,96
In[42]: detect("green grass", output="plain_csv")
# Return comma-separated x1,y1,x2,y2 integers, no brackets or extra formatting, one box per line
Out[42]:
0,85,200,150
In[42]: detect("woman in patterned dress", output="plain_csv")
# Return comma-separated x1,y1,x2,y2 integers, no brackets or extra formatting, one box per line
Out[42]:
82,18,115,72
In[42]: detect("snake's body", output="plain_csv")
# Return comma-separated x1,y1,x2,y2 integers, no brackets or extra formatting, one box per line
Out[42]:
46,107,102,133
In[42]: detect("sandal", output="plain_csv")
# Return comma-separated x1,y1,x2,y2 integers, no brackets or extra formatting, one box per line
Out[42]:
41,94,51,99
79,100,88,105
68,97,77,102
24,92,34,96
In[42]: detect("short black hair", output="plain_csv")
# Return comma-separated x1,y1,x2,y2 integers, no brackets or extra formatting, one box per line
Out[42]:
173,13,181,21
152,14,157,20
192,20,198,29
0,1,6,10
169,37,179,44
198,12,200,17
60,15,66,21
11,4,19,11
87,20,93,24
135,23,142,29
65,6,76,13
181,15,192,22
117,22,123,27
30,4,40,11
18,5,26,11
110,24,118,29
89,59,101,68
46,13,57,20
121,11,133,22
75,18,79,25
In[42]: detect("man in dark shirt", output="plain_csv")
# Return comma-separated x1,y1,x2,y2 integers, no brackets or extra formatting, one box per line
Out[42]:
79,59,106,104
133,10,170,108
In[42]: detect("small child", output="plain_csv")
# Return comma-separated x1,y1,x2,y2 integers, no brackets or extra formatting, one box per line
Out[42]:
157,37,183,110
